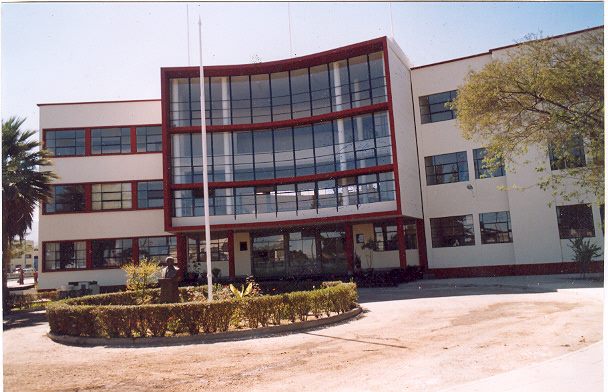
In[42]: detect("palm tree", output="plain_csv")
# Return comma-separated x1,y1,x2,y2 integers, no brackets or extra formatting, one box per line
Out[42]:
2,117,56,312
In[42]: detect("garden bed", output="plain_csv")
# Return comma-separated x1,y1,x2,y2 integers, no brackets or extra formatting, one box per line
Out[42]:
46,282,358,339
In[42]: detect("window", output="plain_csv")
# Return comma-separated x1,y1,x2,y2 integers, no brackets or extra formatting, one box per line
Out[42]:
137,181,164,209
425,152,469,185
419,90,457,124
231,75,252,124
45,130,85,156
46,185,85,213
404,218,418,249
136,126,162,152
430,215,475,247
473,148,505,179
91,127,131,154
92,183,132,210
173,189,204,217
92,239,133,268
374,223,398,251
138,236,177,262
44,241,86,270
480,211,512,244
556,204,595,239
172,133,203,184
188,235,229,265
549,136,586,170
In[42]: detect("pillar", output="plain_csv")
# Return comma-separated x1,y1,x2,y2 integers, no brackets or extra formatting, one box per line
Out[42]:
396,217,407,269
416,219,428,271
344,223,354,274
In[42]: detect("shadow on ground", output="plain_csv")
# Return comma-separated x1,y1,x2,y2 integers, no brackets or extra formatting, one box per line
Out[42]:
3,310,47,331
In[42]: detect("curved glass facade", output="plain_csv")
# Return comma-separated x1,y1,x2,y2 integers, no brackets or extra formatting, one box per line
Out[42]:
169,52,387,127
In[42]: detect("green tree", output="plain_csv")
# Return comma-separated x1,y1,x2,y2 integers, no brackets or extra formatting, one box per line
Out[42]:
452,29,603,203
2,117,56,312
122,258,160,304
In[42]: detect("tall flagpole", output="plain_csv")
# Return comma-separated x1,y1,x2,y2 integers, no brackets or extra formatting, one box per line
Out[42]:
198,16,213,301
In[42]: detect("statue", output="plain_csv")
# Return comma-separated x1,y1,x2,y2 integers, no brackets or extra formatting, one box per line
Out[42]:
161,256,179,279
159,256,180,303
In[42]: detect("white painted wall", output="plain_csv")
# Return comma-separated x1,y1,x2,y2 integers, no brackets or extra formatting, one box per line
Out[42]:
234,232,252,276
50,154,162,184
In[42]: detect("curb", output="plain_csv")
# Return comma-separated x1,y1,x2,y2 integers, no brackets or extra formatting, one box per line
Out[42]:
47,306,363,347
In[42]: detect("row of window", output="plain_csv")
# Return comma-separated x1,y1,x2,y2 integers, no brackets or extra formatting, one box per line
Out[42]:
44,181,163,213
173,172,396,217
171,111,391,184
425,148,505,185
170,52,386,127
44,126,161,157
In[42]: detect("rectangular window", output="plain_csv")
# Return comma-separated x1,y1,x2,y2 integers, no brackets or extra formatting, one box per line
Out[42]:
253,129,275,180
44,241,86,271
297,182,316,210
136,126,162,152
349,55,371,108
172,133,203,184
137,181,164,209
556,204,595,239
368,51,387,104
310,64,331,116
290,68,311,119
138,236,177,262
276,184,297,212
92,183,132,210
425,152,469,185
358,174,380,204
271,71,291,121
251,74,271,123
317,179,337,209
404,218,418,249
549,136,586,170
419,90,457,124
45,130,85,156
46,185,85,213
91,127,131,154
255,185,276,214
430,215,475,248
231,75,252,124
173,189,204,217
188,235,229,265
92,239,133,268
294,125,315,177
233,131,254,181
374,223,398,251
473,148,505,179
480,211,513,244
235,187,256,215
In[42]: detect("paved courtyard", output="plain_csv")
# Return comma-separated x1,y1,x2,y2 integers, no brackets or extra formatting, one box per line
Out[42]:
3,274,603,391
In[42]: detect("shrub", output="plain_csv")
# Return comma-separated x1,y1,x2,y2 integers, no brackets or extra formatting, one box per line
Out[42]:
122,258,160,304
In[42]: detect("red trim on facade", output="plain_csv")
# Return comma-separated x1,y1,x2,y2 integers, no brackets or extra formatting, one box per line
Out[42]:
344,223,354,273
38,99,161,107
84,183,92,211
161,68,173,233
130,127,137,154
85,128,92,156
176,235,188,279
131,181,138,209
131,238,140,266
429,261,604,279
416,218,428,270
86,240,93,269
227,231,235,277
396,217,407,269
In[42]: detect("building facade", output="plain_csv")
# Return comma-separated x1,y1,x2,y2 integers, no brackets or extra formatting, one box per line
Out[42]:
38,28,603,289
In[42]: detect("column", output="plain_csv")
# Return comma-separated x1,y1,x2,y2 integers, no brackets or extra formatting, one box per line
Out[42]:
396,217,407,269
344,223,355,274
416,219,428,271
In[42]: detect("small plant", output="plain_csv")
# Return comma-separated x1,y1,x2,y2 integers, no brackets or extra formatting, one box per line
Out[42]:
229,282,253,299
569,237,602,278
122,258,160,304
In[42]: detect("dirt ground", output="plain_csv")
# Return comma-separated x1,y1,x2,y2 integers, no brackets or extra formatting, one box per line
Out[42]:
3,277,603,392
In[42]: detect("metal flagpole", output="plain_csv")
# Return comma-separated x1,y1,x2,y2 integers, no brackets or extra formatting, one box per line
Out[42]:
198,16,213,301
186,4,191,65
389,2,395,39
287,2,293,57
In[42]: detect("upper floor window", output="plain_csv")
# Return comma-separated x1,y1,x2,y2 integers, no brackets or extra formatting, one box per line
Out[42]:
549,136,586,171
373,223,398,251
137,181,164,209
45,129,85,156
44,241,86,271
91,238,133,268
92,183,132,210
136,126,162,152
480,211,512,244
556,204,595,239
419,90,457,124
430,215,475,248
425,151,468,185
46,185,86,213
473,148,505,179
91,127,131,154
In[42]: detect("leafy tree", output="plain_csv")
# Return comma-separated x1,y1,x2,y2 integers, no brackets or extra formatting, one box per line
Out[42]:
122,258,160,304
2,117,56,312
452,29,603,203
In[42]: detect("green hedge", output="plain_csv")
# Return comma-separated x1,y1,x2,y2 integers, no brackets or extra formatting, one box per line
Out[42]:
47,282,358,338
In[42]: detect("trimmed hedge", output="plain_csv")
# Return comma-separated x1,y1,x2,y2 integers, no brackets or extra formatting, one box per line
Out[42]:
47,282,358,338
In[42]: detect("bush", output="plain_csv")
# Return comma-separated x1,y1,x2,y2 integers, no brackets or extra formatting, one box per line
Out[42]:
47,283,358,338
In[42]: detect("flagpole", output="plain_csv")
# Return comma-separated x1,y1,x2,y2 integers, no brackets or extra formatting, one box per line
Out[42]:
198,16,213,301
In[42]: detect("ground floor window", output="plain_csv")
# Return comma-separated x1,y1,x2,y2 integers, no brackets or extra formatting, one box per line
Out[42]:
138,236,177,262
91,239,133,268
373,223,398,251
480,211,512,244
430,215,475,247
404,218,418,249
556,204,595,239
187,233,229,274
44,241,86,270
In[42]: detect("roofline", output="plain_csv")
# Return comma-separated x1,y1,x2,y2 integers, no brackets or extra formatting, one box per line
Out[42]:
411,25,603,70
37,98,160,107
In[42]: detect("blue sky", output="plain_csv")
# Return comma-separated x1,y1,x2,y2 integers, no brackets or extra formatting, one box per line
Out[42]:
1,2,603,243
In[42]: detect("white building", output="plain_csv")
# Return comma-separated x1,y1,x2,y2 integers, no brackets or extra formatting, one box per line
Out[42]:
38,26,603,290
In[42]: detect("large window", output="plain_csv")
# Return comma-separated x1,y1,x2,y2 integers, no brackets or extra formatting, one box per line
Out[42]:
170,111,391,184
374,223,398,251
168,52,387,127
44,241,86,270
480,211,512,244
92,183,132,210
92,239,133,268
45,185,85,213
137,181,164,209
549,137,586,171
430,215,475,248
556,204,595,239
425,152,469,185
136,126,162,152
419,90,457,124
187,234,229,267
473,148,505,179
91,127,131,154
138,236,177,262
45,130,85,156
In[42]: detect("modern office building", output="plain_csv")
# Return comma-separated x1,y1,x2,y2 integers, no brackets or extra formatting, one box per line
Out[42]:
38,27,603,290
